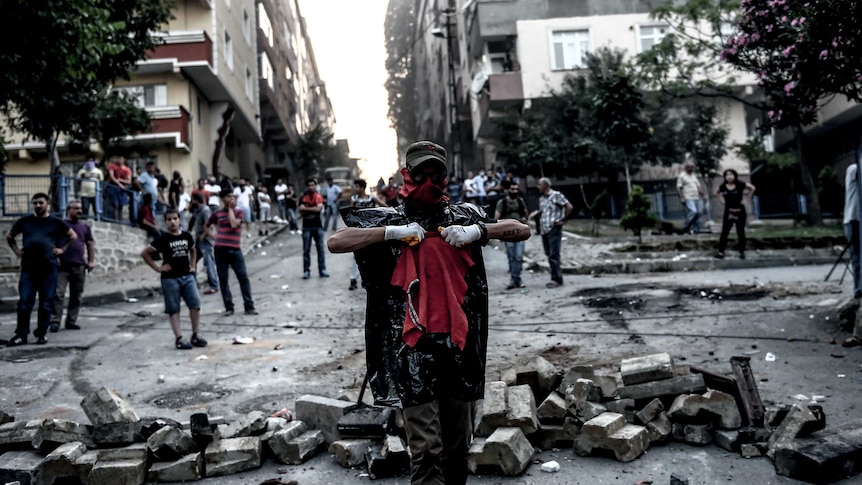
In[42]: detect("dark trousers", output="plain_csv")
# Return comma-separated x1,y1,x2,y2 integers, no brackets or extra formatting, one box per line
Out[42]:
541,225,563,284
16,266,59,339
846,221,861,297
214,246,255,311
718,210,747,253
302,227,327,273
402,397,473,485
51,264,87,327
81,197,96,219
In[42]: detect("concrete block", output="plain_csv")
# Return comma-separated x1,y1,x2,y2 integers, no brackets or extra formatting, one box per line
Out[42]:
506,385,538,435
500,367,517,386
764,404,826,436
531,423,577,450
767,402,819,459
0,451,42,485
741,442,767,458
605,399,635,419
294,395,354,444
635,398,665,425
715,429,740,452
467,437,490,473
580,402,608,422
645,412,672,444
219,411,267,439
88,458,147,485
277,430,325,465
575,420,649,462
330,439,372,468
536,392,567,424
80,387,140,427
579,413,626,440
475,381,508,437
0,411,12,426
556,365,595,395
93,421,140,446
564,378,595,418
40,441,88,485
0,420,42,452
366,442,410,479
204,436,261,477
510,355,560,398
97,443,148,463
668,390,742,429
620,353,674,385
147,452,203,482
774,422,862,483
266,421,308,460
618,374,706,401
672,422,714,446
482,427,534,475
138,417,182,441
147,426,198,461
591,371,623,399
33,419,93,450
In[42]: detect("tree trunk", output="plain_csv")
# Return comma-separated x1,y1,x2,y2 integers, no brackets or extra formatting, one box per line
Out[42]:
794,126,822,225
47,133,60,174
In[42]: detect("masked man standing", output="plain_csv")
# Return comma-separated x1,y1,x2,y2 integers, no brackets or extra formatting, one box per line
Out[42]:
328,141,530,484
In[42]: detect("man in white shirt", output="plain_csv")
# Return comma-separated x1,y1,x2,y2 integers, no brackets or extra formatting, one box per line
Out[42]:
677,160,706,234
257,182,272,236
274,178,288,222
233,178,255,237
323,176,343,231
204,177,221,210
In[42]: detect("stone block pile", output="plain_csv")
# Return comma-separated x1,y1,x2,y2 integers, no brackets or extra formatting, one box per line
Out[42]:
470,353,862,483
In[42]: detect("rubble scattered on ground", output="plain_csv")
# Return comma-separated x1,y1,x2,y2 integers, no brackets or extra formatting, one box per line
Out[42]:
2,352,862,484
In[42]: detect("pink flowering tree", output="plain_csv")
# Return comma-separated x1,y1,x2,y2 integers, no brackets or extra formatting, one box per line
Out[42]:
638,0,862,225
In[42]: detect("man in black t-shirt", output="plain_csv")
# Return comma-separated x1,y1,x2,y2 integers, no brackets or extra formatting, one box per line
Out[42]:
6,193,76,347
142,208,207,350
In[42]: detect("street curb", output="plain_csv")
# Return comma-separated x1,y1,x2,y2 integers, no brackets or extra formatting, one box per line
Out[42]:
527,255,837,275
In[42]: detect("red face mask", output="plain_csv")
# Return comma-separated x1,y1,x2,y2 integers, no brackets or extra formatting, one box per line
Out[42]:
399,167,448,211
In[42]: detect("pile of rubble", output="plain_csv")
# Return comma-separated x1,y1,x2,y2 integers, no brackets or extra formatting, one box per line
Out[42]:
470,353,862,484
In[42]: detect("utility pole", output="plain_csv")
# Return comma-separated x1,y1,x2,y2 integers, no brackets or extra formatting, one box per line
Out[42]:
441,8,462,179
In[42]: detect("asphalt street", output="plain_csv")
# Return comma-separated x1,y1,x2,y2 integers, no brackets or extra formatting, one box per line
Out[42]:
0,228,859,485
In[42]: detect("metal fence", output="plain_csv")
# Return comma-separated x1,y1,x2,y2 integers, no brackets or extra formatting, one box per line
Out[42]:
0,175,140,225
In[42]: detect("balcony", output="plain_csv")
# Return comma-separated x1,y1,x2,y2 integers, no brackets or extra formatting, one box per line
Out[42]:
121,106,191,151
488,72,524,109
143,31,213,71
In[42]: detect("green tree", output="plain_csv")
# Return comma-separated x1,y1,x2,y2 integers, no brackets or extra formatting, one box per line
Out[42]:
384,0,418,152
0,0,174,171
620,185,658,243
295,123,336,185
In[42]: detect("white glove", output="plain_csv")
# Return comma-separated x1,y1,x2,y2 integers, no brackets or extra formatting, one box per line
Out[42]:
441,224,481,247
384,222,425,246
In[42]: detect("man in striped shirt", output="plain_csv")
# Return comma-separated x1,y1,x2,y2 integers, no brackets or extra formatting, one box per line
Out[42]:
205,189,258,316
529,177,572,288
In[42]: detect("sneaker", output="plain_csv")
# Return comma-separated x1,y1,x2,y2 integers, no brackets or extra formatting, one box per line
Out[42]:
302,271,310,280
349,279,358,291
224,309,235,316
714,252,725,259
506,283,517,290
265,230,269,236
204,288,218,295
190,334,208,347
739,252,746,259
49,323,60,333
176,337,192,350
320,271,330,278
546,281,562,289
6,335,26,347
65,323,81,330
244,309,259,316
259,230,264,236
36,336,48,345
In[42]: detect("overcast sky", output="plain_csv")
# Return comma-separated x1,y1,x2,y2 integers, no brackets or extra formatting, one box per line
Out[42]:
298,0,399,186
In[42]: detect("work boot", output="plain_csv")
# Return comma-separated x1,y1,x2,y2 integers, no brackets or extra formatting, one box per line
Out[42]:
349,279,357,291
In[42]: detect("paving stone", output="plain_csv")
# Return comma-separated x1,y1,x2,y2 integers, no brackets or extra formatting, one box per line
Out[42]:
714,429,740,452
80,387,140,427
774,422,862,483
365,442,410,479
510,355,560,398
147,425,198,461
219,411,267,439
0,420,43,452
764,404,826,436
579,413,626,440
138,417,183,441
580,402,608,422
482,427,534,475
767,402,819,459
276,430,325,465
635,398,665,425
645,412,672,443
737,426,773,445
259,417,290,453
266,421,308,460
337,405,393,440
88,458,147,485
33,419,93,450
591,371,623,399
556,365,595,395
575,416,649,462
0,412,12,426
620,353,674,385
672,422,714,446
0,451,43,485
475,381,508,437
147,452,203,482
330,439,372,467
618,374,706,401
536,392,567,424
294,395,354,444
40,441,88,485
605,399,635,419
97,443,149,463
564,378,596,418
204,436,261,477
467,437,490,472
741,442,768,458
93,421,140,446
668,390,742,429
506,384,538,435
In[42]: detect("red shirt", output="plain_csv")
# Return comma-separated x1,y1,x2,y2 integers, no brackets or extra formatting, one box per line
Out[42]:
108,163,132,187
207,208,244,249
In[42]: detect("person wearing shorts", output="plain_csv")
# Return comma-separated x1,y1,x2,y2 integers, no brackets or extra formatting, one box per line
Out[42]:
141,208,208,350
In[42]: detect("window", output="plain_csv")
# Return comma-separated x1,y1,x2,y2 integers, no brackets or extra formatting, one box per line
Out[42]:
550,30,590,70
115,84,167,107
259,52,274,91
285,65,292,81
258,4,273,47
283,21,292,51
224,29,233,69
242,8,250,42
639,25,669,52
245,67,253,100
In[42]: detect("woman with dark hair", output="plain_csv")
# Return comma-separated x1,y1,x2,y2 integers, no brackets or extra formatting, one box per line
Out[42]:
169,171,184,209
715,169,756,259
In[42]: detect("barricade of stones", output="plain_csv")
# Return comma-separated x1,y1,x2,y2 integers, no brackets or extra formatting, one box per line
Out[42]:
469,353,862,484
